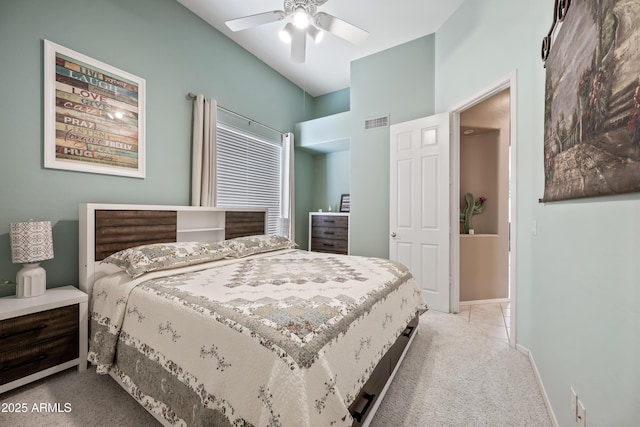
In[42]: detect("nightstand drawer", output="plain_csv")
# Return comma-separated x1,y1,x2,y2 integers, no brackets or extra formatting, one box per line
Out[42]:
0,305,78,352
0,333,79,385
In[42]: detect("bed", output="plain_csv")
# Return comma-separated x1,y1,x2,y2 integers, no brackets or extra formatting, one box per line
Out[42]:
79,203,426,427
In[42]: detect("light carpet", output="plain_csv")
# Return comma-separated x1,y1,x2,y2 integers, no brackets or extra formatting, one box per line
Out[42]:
369,310,553,427
0,310,552,426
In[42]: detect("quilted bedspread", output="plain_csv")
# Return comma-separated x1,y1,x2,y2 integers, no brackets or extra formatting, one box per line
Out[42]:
88,249,426,426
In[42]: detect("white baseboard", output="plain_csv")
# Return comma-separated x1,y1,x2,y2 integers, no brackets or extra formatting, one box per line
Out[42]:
516,344,558,427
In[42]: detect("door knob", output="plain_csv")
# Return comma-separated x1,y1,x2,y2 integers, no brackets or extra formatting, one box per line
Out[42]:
390,232,397,238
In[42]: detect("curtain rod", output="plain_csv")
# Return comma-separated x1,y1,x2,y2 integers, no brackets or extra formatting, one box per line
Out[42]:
187,92,284,135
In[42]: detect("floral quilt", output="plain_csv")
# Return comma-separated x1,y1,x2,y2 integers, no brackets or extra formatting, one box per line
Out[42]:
88,249,426,426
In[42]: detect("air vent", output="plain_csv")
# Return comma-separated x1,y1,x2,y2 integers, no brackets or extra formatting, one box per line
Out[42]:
364,115,389,130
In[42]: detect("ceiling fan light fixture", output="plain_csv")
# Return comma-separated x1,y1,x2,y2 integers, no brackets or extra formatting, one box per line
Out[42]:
293,8,309,29
307,25,324,44
279,22,294,43
225,0,370,64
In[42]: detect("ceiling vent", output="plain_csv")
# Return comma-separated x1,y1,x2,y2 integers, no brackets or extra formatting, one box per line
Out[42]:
364,114,389,130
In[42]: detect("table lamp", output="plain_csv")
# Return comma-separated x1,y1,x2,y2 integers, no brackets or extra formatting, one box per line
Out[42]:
9,220,54,298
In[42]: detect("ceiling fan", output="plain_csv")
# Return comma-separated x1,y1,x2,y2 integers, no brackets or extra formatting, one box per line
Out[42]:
225,0,369,63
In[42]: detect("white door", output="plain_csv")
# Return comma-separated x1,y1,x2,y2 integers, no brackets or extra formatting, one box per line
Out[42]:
390,113,450,312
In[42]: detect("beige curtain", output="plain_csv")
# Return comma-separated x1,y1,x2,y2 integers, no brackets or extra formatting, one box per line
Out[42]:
191,94,217,207
281,132,295,240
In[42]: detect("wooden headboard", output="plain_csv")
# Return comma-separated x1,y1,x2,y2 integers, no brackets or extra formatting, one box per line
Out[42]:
80,203,267,297
95,210,178,261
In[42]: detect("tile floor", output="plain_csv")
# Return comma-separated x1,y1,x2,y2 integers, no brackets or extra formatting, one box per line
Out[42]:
455,301,511,343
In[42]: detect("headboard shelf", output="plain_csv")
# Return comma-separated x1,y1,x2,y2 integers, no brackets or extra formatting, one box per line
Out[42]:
80,203,267,298
177,227,225,233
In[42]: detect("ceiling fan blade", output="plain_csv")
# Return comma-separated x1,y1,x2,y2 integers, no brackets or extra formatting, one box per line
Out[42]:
291,27,306,63
225,11,285,32
314,12,369,44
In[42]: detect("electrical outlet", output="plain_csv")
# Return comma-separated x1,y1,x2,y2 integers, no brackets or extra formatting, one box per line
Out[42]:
570,387,578,421
577,400,586,427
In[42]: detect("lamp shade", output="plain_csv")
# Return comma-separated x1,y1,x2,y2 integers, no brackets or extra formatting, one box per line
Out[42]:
10,221,54,264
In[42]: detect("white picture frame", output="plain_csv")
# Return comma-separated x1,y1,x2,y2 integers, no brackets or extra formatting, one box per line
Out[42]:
43,40,146,178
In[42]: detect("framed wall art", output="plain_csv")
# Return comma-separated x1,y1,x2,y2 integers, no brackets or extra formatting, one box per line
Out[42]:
44,40,146,178
339,194,350,212
542,1,640,201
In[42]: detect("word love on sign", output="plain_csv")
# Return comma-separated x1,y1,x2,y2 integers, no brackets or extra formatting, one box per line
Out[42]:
71,87,108,102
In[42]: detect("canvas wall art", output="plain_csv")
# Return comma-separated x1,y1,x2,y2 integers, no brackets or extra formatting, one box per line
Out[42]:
543,0,640,201
44,40,146,178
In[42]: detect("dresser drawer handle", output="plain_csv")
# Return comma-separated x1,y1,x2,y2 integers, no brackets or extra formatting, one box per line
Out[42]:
323,231,335,235
322,219,335,223
322,243,335,247
0,323,47,340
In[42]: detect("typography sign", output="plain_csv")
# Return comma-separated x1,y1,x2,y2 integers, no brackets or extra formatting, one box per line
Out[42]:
44,40,146,178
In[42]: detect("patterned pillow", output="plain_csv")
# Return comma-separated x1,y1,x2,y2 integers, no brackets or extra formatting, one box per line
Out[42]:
102,241,234,278
222,235,297,258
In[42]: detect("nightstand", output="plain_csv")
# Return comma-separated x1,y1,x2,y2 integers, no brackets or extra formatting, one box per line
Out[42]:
0,286,88,394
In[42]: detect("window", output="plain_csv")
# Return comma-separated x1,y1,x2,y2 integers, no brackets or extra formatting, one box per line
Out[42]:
216,123,284,235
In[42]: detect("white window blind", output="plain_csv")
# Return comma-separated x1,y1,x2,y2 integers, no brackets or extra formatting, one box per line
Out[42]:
216,123,283,235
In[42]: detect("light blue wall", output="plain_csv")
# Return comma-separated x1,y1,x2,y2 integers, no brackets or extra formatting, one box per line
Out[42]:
350,35,436,257
294,150,315,250
294,104,353,249
296,36,435,258
436,1,639,425
296,111,351,152
312,151,350,212
0,0,310,295
311,88,350,119
325,151,350,213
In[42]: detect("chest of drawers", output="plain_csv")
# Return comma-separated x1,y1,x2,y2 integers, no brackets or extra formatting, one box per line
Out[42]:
309,212,349,255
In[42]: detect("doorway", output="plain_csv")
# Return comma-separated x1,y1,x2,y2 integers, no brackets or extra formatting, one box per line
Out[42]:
450,73,517,347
